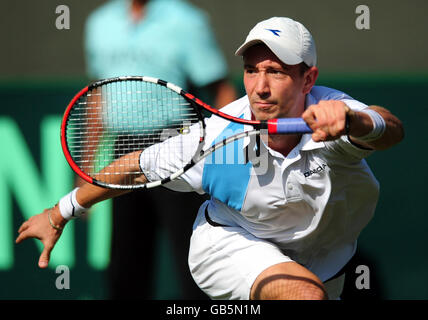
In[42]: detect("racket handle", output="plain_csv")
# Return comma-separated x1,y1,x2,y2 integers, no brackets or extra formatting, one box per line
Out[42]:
267,118,313,134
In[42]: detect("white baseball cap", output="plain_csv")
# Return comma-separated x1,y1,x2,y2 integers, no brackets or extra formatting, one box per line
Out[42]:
235,17,317,67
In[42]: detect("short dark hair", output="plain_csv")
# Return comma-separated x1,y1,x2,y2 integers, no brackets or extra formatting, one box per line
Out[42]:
299,62,310,75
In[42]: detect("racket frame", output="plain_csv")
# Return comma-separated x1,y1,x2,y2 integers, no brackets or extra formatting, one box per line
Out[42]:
61,76,311,189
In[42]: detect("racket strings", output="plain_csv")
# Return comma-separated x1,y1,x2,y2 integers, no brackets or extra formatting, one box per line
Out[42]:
65,80,201,187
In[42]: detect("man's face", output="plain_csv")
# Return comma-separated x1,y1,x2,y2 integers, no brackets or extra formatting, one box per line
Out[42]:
243,44,310,121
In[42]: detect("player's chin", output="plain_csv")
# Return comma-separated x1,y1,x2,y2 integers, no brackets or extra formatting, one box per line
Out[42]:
252,107,279,121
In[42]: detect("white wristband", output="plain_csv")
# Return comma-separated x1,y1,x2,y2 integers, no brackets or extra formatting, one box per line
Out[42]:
356,109,386,142
58,188,87,220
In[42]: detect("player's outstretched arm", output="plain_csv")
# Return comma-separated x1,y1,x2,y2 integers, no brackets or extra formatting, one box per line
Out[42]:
15,151,146,268
302,100,404,150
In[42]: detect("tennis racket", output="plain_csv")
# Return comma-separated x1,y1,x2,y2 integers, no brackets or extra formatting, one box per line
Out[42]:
61,76,312,189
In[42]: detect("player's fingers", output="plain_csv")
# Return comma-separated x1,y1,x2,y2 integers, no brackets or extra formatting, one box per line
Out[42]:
314,106,330,137
332,103,346,135
302,107,317,127
303,105,328,141
15,231,27,244
312,129,328,142
303,105,327,136
38,246,53,269
18,221,29,234
15,229,40,244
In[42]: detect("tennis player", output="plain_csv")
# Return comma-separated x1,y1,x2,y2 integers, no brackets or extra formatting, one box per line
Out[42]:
16,17,404,300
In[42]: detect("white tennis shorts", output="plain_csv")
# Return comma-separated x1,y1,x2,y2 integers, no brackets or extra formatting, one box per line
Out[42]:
188,203,345,300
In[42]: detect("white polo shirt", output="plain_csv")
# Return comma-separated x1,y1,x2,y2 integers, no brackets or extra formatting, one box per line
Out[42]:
140,85,379,281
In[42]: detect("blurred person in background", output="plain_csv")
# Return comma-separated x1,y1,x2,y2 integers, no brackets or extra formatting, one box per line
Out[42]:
83,0,237,299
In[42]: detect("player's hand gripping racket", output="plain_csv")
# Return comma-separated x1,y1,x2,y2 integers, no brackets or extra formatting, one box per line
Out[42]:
61,76,312,189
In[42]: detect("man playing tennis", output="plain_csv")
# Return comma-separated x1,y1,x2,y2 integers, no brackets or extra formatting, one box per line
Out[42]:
16,17,403,300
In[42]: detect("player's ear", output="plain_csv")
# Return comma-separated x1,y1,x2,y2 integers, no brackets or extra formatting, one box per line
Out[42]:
302,66,318,94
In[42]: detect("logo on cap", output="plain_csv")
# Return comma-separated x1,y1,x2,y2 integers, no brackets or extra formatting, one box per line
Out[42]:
265,29,281,37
